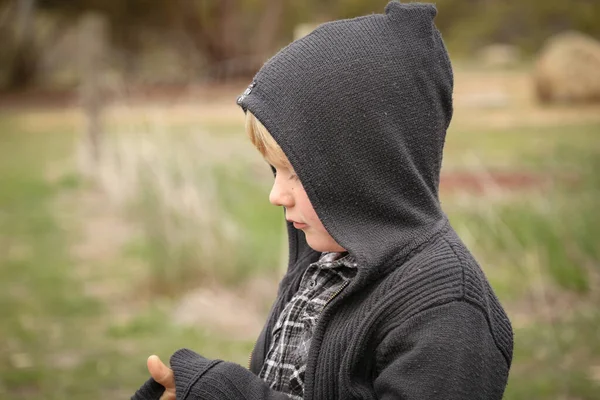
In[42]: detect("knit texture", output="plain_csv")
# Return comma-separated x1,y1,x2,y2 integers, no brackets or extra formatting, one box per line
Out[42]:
131,377,164,399
239,1,453,273
131,2,513,399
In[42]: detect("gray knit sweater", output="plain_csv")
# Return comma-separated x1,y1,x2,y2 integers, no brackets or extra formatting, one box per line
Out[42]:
131,2,513,399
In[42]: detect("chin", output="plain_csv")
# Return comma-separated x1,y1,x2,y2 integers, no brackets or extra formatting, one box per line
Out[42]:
306,236,346,253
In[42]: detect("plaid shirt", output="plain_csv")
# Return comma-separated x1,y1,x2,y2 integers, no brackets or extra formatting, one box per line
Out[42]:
259,252,358,399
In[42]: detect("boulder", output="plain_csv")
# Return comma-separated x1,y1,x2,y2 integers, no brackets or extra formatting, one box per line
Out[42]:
534,31,600,104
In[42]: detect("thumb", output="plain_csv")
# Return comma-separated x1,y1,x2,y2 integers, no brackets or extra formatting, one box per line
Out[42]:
147,355,175,389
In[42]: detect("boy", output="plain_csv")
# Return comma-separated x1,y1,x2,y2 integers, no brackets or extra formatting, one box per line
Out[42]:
132,2,513,399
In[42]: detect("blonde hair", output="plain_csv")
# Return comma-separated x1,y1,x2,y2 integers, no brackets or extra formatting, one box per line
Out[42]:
245,111,290,167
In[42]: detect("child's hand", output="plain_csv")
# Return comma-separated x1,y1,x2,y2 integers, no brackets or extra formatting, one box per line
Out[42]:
147,355,176,400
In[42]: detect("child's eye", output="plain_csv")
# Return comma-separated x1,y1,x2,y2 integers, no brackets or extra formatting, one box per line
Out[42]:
289,174,298,180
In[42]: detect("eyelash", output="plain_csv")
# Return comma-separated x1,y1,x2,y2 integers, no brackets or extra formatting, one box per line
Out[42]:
272,168,298,181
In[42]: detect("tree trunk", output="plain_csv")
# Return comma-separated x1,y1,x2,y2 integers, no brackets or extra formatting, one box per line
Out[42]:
78,13,108,174
7,0,37,90
176,0,284,81
253,0,285,61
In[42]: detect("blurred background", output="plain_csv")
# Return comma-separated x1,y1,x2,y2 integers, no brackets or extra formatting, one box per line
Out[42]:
0,0,599,398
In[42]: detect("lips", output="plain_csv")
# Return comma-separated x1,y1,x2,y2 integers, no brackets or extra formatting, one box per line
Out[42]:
287,218,308,229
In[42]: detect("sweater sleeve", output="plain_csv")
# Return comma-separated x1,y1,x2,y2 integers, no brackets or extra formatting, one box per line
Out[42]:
374,300,509,400
130,377,165,400
158,348,292,400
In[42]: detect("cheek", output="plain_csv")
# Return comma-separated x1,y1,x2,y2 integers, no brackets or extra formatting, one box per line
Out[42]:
295,188,345,252
297,193,327,232
294,189,317,222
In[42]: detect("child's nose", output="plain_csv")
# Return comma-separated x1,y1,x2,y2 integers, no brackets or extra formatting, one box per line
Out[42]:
269,182,294,208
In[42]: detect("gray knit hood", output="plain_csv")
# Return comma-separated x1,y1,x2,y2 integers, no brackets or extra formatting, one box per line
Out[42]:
238,1,453,275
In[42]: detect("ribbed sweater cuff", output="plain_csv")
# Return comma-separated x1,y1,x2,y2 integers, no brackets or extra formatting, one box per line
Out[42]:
130,377,165,400
170,348,223,399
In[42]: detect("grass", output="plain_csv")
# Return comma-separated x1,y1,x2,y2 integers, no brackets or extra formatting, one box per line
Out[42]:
0,113,258,399
443,122,600,398
506,310,600,399
0,107,598,399
443,123,600,170
445,123,600,293
0,117,100,397
95,121,283,294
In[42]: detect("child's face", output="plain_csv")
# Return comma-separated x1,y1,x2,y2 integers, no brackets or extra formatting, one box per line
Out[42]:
269,160,345,253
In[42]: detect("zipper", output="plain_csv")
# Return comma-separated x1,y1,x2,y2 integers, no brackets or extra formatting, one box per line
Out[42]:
325,279,350,307
248,344,255,369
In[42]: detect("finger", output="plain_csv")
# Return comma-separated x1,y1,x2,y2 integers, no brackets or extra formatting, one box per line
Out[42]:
159,389,176,400
159,379,177,400
147,355,175,389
